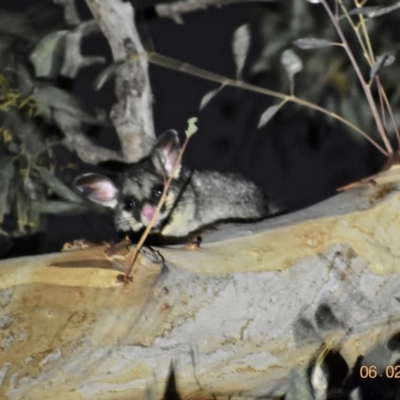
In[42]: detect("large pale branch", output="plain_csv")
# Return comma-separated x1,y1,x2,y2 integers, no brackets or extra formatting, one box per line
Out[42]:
1,168,400,398
60,21,106,78
85,0,155,163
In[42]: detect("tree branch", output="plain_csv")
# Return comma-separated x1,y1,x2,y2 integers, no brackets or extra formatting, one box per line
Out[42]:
2,168,400,398
85,0,155,163
61,21,106,78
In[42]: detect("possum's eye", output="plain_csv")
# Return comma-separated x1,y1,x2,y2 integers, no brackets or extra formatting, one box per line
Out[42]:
123,196,136,211
152,183,164,199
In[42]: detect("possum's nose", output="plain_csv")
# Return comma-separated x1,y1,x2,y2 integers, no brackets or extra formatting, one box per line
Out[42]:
141,204,156,225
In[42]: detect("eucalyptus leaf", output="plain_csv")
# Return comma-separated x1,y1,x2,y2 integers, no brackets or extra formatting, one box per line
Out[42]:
281,49,302,76
93,61,124,91
0,156,15,223
232,24,250,79
258,104,281,128
281,49,302,87
185,117,198,138
33,83,99,124
349,2,400,18
37,167,82,203
199,86,224,110
29,30,68,78
293,38,332,50
370,54,395,80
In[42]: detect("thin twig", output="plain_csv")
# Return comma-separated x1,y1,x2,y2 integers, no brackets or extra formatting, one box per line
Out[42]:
148,52,388,156
376,80,387,133
341,9,373,65
338,0,400,153
123,135,191,282
376,76,400,148
327,0,392,154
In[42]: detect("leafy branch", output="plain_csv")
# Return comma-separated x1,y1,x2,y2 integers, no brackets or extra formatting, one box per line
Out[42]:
145,51,388,155
320,0,392,155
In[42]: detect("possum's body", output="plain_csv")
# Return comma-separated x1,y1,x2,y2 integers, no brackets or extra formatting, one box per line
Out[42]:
74,130,276,238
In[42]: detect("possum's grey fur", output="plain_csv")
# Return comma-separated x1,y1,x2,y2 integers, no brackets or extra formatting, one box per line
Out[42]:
74,130,277,237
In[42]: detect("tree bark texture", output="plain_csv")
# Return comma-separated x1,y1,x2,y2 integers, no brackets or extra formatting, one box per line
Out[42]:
1,168,400,399
85,0,155,163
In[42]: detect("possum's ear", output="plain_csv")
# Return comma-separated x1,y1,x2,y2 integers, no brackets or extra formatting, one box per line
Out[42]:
151,130,181,179
73,173,118,208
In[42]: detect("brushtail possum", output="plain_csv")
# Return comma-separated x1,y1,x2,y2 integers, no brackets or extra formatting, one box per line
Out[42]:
74,130,277,237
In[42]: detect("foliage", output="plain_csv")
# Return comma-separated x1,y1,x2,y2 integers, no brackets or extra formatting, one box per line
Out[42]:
0,6,106,238
253,0,400,148
0,66,86,236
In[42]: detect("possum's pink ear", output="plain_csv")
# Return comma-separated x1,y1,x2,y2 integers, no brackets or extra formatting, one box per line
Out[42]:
73,173,118,208
151,130,181,178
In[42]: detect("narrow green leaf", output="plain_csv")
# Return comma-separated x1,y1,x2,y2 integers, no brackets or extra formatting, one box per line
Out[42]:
37,167,82,203
281,49,302,88
370,54,395,80
281,49,302,76
258,104,282,128
293,38,333,50
29,31,68,78
232,24,250,79
349,2,400,18
185,117,198,138
199,86,224,110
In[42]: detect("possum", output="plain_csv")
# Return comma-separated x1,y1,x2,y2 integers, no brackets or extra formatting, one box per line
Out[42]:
74,130,277,238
